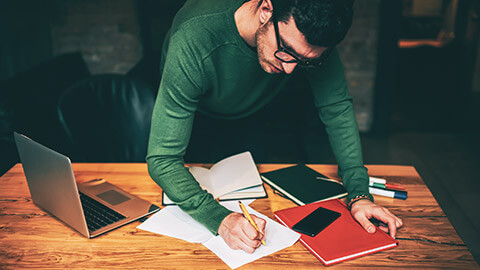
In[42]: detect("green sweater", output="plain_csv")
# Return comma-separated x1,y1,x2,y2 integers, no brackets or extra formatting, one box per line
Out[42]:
146,0,371,235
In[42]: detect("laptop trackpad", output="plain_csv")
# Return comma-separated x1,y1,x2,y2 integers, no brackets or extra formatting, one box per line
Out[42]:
96,190,130,205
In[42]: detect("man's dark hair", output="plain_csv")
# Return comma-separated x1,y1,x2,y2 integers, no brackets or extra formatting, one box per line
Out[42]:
271,0,354,47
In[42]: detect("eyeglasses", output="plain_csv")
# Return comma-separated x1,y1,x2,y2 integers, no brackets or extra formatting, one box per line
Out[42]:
272,16,332,68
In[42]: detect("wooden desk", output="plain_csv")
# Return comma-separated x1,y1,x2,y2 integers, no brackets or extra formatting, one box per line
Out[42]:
1,163,478,269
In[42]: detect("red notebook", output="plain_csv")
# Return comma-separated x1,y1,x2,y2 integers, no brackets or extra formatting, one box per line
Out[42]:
275,199,398,266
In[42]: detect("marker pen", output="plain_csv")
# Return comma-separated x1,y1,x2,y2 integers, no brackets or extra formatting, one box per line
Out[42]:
369,187,407,200
369,177,387,185
370,182,406,191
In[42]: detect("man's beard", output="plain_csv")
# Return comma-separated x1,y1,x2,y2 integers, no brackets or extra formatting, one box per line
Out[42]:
254,22,276,74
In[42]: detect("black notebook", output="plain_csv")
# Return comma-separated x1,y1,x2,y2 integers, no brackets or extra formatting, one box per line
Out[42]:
261,164,347,205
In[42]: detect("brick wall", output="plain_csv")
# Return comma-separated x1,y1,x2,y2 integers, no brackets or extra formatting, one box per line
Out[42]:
49,0,380,131
338,0,380,132
50,0,142,75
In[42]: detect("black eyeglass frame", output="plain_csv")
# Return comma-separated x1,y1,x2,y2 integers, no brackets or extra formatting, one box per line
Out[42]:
272,15,333,68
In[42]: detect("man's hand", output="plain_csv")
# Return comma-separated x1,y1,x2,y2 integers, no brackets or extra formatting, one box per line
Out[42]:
218,212,266,253
350,199,403,238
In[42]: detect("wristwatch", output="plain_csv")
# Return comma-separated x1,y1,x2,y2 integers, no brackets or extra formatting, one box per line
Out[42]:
348,194,373,209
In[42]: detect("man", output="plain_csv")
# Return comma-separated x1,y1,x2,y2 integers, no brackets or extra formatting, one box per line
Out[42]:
147,0,403,254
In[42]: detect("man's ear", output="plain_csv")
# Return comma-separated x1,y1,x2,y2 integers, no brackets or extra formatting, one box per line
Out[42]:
258,0,273,24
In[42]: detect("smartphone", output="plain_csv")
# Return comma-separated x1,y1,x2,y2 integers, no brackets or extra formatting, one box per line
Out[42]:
292,206,341,237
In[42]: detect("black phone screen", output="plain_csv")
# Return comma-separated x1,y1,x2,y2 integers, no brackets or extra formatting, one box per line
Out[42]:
292,206,341,237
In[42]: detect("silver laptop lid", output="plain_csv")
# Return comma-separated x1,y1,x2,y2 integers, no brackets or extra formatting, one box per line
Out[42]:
14,132,90,237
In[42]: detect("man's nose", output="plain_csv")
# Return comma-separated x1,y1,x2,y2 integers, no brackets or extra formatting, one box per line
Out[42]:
281,62,298,74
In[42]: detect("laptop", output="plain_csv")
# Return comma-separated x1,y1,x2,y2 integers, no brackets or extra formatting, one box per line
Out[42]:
14,132,160,238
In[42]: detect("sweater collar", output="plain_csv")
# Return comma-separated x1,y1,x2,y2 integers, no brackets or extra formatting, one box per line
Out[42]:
228,0,258,60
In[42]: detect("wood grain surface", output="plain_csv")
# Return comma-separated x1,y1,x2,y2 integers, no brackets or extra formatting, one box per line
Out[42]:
0,163,478,269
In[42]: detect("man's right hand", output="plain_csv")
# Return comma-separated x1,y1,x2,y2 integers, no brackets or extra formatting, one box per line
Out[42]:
218,212,266,253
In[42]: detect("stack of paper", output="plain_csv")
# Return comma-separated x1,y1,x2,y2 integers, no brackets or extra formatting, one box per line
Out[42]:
137,200,300,269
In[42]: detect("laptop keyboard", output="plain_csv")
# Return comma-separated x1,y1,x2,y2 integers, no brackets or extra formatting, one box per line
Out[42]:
79,192,126,232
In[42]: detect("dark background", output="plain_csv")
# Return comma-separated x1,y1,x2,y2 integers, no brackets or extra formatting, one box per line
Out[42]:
1,0,479,264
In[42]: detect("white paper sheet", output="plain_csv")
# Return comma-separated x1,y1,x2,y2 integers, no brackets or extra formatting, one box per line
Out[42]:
137,200,300,269
137,205,214,243
136,200,255,243
202,203,300,269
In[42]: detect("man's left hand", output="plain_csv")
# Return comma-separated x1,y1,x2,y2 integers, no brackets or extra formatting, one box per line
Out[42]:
350,199,403,238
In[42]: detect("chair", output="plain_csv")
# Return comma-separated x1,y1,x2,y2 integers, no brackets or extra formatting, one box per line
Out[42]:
1,52,90,175
58,74,156,162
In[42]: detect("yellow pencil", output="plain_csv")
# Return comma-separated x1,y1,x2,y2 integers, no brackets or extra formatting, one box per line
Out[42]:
238,201,266,246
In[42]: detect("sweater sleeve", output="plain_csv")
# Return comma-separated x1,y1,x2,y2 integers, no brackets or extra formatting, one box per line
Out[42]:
146,28,232,235
305,49,373,203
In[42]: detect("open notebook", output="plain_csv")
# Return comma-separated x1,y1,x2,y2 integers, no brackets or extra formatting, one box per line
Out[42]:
163,152,267,205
